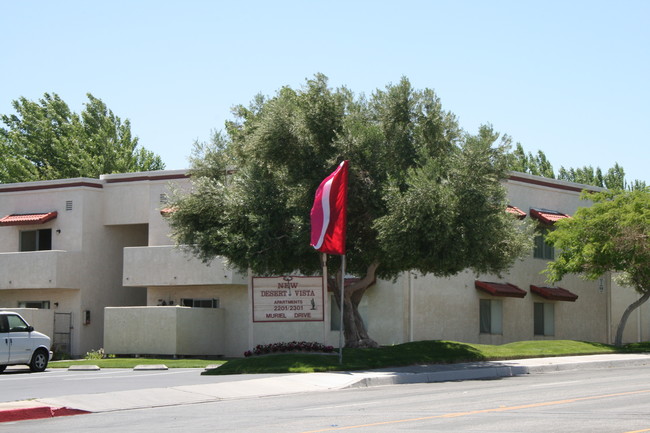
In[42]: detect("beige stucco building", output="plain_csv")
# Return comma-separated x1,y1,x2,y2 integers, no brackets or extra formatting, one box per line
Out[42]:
0,170,647,358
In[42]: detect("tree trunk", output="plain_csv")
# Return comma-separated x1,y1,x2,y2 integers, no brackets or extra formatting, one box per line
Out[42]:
614,290,650,347
329,262,379,348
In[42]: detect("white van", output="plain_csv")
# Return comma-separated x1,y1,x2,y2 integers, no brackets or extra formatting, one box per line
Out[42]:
0,311,53,373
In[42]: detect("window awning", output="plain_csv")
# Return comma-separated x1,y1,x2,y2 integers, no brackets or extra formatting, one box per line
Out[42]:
530,285,578,302
506,205,527,219
0,211,58,226
475,281,527,298
530,208,570,225
160,207,177,217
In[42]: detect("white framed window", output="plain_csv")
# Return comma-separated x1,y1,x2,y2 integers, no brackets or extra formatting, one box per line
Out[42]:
18,301,50,309
20,229,52,251
534,302,555,336
480,299,502,334
180,298,219,308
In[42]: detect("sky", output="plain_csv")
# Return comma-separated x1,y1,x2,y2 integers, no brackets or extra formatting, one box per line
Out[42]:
1,0,648,184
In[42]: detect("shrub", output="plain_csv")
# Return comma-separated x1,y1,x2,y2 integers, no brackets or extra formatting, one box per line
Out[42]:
244,341,335,357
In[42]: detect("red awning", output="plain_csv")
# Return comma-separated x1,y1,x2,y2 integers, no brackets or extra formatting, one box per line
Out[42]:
506,205,526,219
530,285,578,302
475,281,527,298
0,212,58,226
160,207,177,217
530,208,570,224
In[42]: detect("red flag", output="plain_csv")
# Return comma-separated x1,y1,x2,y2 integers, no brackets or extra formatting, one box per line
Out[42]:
310,160,349,255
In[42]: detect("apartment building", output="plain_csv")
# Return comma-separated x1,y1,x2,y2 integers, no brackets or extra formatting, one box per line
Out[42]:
0,170,646,358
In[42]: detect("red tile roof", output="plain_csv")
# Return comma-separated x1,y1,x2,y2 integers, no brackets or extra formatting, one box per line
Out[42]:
530,208,570,224
0,212,58,226
506,205,527,219
530,285,578,302
475,281,527,298
160,207,177,217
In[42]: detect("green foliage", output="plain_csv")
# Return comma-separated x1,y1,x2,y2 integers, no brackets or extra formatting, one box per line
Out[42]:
50,358,224,369
507,143,555,178
169,75,531,280
544,188,650,345
557,163,629,190
84,348,115,360
508,143,646,191
203,340,619,375
545,188,650,289
0,92,165,183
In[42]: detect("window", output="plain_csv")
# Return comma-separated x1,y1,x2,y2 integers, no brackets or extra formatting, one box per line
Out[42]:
20,229,52,251
480,299,502,334
534,302,555,336
18,301,50,309
181,298,219,308
6,314,30,332
533,229,554,260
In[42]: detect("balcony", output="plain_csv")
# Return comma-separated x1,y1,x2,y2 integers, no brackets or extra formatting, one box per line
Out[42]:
103,306,224,356
0,250,81,290
123,245,247,287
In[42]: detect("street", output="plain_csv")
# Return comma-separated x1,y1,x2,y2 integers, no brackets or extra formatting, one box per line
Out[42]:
3,364,650,432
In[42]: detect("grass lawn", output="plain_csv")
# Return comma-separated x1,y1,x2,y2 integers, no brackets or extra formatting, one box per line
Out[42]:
49,358,225,369
203,340,625,375
50,340,650,374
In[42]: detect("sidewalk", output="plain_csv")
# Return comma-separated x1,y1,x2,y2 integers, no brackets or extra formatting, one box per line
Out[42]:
2,353,650,423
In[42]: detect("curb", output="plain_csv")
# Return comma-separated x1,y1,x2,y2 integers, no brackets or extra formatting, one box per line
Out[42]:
0,406,89,423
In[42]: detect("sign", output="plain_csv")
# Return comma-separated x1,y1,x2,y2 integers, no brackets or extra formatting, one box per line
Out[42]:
252,276,324,322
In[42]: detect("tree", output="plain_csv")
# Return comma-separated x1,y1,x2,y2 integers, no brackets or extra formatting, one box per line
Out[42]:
168,75,533,348
0,92,164,183
544,188,650,346
507,143,555,178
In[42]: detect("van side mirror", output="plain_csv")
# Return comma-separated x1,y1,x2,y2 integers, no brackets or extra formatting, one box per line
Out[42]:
27,325,34,332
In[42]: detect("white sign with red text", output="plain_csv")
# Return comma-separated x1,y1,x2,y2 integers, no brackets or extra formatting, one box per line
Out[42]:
252,276,324,322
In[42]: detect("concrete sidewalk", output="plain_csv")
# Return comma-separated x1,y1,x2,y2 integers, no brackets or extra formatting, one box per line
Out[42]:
2,353,650,422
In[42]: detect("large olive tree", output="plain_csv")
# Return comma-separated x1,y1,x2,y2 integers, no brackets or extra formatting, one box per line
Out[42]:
168,75,532,348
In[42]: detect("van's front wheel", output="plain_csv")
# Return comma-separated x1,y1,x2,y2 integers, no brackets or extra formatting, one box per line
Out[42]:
29,349,49,372
0,365,6,374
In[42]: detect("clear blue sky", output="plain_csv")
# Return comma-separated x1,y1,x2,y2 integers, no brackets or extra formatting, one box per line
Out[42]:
2,0,648,184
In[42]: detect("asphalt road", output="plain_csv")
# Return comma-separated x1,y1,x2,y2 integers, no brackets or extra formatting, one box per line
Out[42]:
0,366,276,403
4,364,650,432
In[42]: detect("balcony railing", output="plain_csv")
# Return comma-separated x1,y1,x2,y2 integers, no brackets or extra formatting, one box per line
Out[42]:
0,250,80,290
123,245,247,287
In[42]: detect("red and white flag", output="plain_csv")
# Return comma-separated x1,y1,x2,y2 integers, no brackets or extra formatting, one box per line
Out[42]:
310,160,349,255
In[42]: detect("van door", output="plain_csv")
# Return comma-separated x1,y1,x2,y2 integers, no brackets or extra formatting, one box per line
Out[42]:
6,314,33,364
0,316,9,365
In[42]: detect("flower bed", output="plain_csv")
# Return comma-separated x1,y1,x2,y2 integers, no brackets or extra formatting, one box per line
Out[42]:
244,341,335,357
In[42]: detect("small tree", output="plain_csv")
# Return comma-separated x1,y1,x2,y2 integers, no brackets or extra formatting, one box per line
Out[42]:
545,188,650,346
0,92,164,183
168,75,532,348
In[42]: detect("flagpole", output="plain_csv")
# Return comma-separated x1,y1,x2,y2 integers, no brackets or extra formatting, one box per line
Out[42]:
322,253,328,346
339,254,345,364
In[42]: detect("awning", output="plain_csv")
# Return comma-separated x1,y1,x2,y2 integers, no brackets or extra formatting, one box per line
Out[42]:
0,211,58,226
160,207,177,217
530,208,570,225
475,281,527,298
530,285,578,302
506,205,526,219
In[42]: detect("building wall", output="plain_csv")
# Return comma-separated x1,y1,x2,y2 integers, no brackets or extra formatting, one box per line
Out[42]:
359,173,612,347
104,306,225,356
3,169,645,359
147,285,249,357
